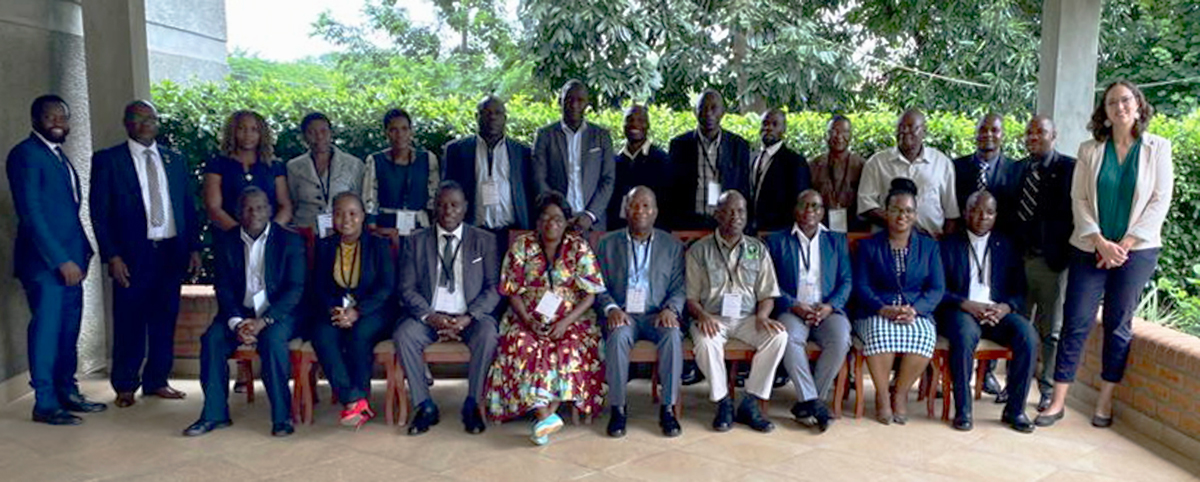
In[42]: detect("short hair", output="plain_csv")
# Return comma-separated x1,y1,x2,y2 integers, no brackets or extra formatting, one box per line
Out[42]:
1089,80,1155,141
885,177,919,208
965,190,996,212
695,89,724,114
560,79,587,103
220,110,275,162
436,179,466,199
300,112,331,133
382,108,412,130
332,191,364,212
31,94,68,120
535,190,572,220
236,185,269,210
827,114,851,130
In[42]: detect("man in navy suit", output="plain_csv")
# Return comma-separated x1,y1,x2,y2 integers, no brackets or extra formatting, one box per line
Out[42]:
183,187,305,437
394,181,500,435
532,80,616,232
751,109,812,233
90,100,201,407
595,186,685,438
7,95,105,425
667,90,751,231
764,190,851,433
937,190,1038,433
442,96,535,250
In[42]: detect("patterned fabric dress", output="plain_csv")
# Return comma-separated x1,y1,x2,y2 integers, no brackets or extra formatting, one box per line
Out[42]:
485,232,607,420
854,246,937,358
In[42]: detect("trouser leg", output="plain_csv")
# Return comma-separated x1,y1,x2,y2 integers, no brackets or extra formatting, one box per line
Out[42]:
344,315,389,402
732,316,788,401
461,314,499,403
778,312,818,402
938,309,981,417
257,322,294,425
1024,255,1066,395
810,313,851,401
22,273,70,412
110,277,149,393
1055,250,1107,383
144,255,184,392
604,324,636,408
394,318,437,406
311,317,355,402
690,322,730,402
983,313,1038,417
1099,249,1159,383
646,321,683,406
199,322,237,422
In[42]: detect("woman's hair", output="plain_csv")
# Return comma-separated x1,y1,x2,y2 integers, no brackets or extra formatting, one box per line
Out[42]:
1089,80,1155,142
332,191,364,213
535,190,572,221
220,110,275,162
300,111,330,133
885,177,919,208
382,108,412,130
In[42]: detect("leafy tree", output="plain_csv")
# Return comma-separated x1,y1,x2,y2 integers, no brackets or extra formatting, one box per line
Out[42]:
311,0,440,65
1099,0,1200,116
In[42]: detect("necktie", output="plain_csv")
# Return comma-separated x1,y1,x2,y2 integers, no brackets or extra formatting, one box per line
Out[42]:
976,159,989,192
145,149,166,227
1019,164,1041,222
440,234,456,292
54,146,79,203
753,150,768,192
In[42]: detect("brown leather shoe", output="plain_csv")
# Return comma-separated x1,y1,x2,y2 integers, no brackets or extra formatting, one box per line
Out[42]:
114,392,137,408
146,386,187,400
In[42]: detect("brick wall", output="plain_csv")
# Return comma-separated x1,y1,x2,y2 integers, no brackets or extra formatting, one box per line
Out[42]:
1075,318,1200,443
174,285,217,359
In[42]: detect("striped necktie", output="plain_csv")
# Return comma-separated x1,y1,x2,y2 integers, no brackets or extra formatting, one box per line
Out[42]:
1018,163,1041,222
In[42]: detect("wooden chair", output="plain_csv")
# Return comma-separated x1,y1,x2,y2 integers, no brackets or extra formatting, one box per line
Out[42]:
231,338,307,410
930,337,1013,421
394,341,496,426
850,336,947,419
291,340,404,425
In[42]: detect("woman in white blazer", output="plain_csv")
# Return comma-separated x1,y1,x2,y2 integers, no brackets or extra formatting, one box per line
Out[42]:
1036,81,1173,428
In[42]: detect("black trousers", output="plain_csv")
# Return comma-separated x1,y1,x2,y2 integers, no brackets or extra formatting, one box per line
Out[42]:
111,238,184,393
937,309,1038,418
310,314,391,403
200,320,293,424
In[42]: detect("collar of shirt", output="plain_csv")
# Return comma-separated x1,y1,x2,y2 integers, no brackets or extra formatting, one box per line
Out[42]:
626,229,654,247
477,135,506,154
1031,150,1056,169
32,130,61,152
561,121,586,139
715,232,743,252
436,223,465,241
973,150,1002,167
790,223,826,245
697,129,722,153
967,230,991,250
620,141,651,160
127,138,160,160
889,146,930,165
760,141,783,158
240,223,272,247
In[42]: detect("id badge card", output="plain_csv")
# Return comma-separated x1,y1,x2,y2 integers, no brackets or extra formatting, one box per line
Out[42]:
480,181,501,207
828,208,848,233
317,213,334,238
626,287,648,314
396,211,417,236
706,181,721,207
720,293,743,319
433,286,461,314
252,290,268,317
341,294,356,309
535,291,564,319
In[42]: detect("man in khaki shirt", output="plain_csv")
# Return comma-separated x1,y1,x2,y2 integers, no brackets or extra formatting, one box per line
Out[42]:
686,191,786,433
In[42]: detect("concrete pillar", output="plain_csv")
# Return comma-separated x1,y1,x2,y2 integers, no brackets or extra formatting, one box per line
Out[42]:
82,0,150,149
1037,0,1102,155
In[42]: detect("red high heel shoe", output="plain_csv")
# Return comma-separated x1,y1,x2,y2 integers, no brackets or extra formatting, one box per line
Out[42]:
339,399,375,430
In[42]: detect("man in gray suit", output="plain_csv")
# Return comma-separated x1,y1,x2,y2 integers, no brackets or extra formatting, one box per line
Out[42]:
595,186,685,438
394,181,500,436
532,79,616,232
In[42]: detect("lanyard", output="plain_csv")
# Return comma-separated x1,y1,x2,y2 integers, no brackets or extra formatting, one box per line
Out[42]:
540,239,567,291
439,235,463,288
313,154,332,207
716,237,744,288
797,233,814,273
629,234,652,285
698,133,721,184
968,239,991,284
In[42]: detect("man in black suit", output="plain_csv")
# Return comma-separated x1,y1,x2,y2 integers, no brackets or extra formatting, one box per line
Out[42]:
936,190,1038,433
750,108,811,233
394,181,500,435
606,105,672,230
953,114,1019,228
442,96,535,249
532,80,616,232
1011,115,1076,412
90,100,201,408
667,89,751,230
7,95,105,425
596,186,685,438
184,187,306,437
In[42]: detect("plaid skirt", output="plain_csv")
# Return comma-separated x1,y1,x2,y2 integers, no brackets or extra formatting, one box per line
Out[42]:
854,315,936,358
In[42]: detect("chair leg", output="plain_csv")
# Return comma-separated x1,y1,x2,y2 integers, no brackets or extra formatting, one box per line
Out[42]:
974,359,985,401
396,364,410,427
926,359,937,419
941,355,952,422
832,355,849,419
853,351,865,419
289,351,307,424
383,354,398,426
238,360,256,404
650,363,660,405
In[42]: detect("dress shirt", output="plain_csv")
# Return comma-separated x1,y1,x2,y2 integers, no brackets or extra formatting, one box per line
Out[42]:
603,231,654,314
127,139,177,240
229,223,272,330
474,136,515,228
966,231,994,304
620,140,651,160
695,130,722,215
858,146,960,235
752,141,784,198
791,224,824,304
33,130,78,203
431,223,467,315
561,122,587,214
686,233,780,320
286,147,364,228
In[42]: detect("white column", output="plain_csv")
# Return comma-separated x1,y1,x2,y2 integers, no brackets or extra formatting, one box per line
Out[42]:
1037,0,1103,155
83,0,151,149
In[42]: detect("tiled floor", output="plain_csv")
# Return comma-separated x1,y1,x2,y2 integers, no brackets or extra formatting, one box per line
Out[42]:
2,375,1198,482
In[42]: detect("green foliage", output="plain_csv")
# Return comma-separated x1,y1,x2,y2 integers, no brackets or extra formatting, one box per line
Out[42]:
1142,271,1200,336
1099,0,1200,116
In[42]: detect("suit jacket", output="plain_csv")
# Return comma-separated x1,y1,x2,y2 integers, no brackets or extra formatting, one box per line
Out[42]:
213,224,306,327
442,136,535,229
1070,133,1173,252
313,234,395,322
938,231,1026,314
399,224,500,322
606,144,672,230
6,134,92,279
751,144,811,233
764,228,852,315
853,230,945,319
532,121,616,229
1010,151,1076,271
952,153,1019,230
593,228,686,319
666,129,751,230
90,141,199,272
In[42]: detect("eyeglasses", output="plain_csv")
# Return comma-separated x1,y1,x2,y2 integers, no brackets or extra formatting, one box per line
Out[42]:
887,207,916,216
798,202,824,212
1105,95,1137,108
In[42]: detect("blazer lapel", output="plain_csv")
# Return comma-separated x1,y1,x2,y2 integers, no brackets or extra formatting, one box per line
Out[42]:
425,229,439,298
819,232,836,297
117,147,151,223
462,228,480,300
613,232,630,302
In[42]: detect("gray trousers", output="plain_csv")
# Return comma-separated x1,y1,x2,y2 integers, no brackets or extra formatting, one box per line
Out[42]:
1024,255,1067,394
779,312,851,402
605,315,682,407
394,315,499,406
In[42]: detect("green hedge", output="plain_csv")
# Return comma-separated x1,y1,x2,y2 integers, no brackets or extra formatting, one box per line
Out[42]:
152,78,1200,299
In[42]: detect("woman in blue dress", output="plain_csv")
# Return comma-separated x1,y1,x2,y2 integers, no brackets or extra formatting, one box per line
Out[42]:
203,110,292,231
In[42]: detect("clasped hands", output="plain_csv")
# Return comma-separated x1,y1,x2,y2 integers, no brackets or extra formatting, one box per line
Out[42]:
791,303,833,326
960,300,1012,326
879,305,918,324
427,313,472,341
235,318,268,345
330,306,360,329
1095,236,1137,269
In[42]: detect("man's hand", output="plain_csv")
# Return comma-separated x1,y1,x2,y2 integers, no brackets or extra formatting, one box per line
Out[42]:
437,315,472,341
961,300,990,321
236,319,266,345
981,303,1011,326
569,214,594,233
695,313,720,338
607,308,631,328
655,309,680,329
187,252,203,278
426,313,454,331
790,303,815,320
108,257,131,288
808,304,833,326
332,307,360,328
59,261,84,286
757,315,785,335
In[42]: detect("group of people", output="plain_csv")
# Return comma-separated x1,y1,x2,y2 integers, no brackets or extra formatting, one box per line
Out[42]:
7,78,1171,446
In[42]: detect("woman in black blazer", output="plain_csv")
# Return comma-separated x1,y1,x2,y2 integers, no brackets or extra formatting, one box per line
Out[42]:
310,192,396,429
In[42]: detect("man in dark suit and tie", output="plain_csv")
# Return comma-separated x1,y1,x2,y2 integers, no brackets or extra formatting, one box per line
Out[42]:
606,105,672,231
936,190,1038,433
595,186,685,438
952,114,1019,228
667,89,751,231
751,109,812,233
394,181,500,435
442,96,535,249
90,100,202,408
183,187,306,437
764,190,851,433
7,95,105,425
532,80,616,233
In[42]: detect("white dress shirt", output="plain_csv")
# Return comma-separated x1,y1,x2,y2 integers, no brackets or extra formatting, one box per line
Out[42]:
128,140,177,240
561,122,587,214
475,136,515,228
432,224,467,315
792,223,824,304
228,223,272,330
858,146,960,235
604,231,654,314
966,231,994,304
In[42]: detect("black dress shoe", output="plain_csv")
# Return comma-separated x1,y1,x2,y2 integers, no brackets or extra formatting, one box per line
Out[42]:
993,388,1009,404
772,365,789,389
790,401,816,425
734,397,775,433
61,394,107,413
1037,392,1052,413
1034,409,1065,427
659,405,681,437
607,406,628,438
32,409,82,426
812,403,833,433
681,361,704,386
952,413,974,431
182,419,232,437
1091,414,1113,428
461,398,486,435
407,401,441,436
712,397,734,432
1003,413,1036,433
982,370,1002,396
271,421,295,437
